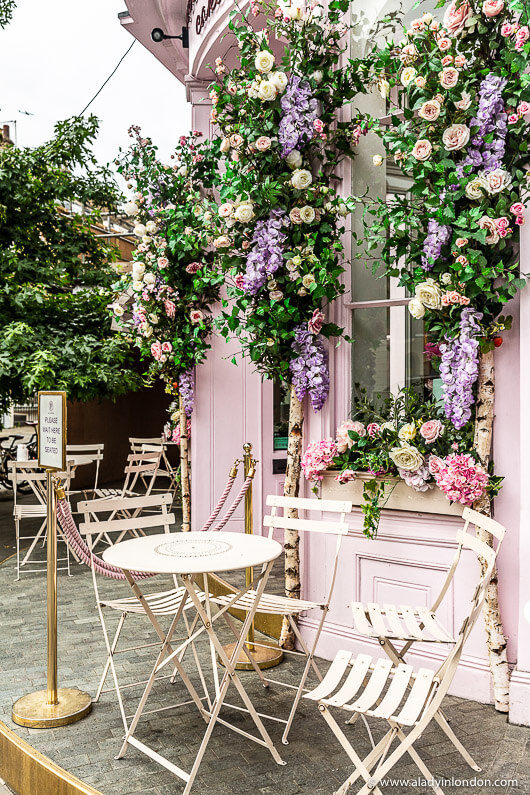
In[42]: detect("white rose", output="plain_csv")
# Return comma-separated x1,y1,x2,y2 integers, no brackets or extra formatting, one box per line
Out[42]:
234,204,255,223
143,325,153,338
124,201,139,217
338,203,349,216
178,165,188,176
143,272,156,285
372,155,384,166
478,216,500,245
418,99,441,122
415,278,442,309
378,78,390,99
478,168,512,195
454,91,472,110
291,168,312,190
255,50,275,73
220,137,231,153
299,206,315,223
465,178,485,200
134,223,146,237
269,71,288,92
248,82,260,99
398,422,416,441
145,220,157,234
390,444,425,471
113,303,125,316
441,272,452,284
311,70,324,84
408,297,425,319
286,150,303,169
442,123,470,151
401,67,416,86
142,235,152,245
148,313,159,324
132,280,143,291
132,262,145,278
258,81,277,101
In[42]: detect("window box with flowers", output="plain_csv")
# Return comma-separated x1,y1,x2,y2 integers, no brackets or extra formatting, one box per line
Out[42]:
301,388,500,537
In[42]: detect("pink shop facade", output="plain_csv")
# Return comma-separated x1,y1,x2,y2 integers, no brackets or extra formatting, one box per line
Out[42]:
119,0,530,724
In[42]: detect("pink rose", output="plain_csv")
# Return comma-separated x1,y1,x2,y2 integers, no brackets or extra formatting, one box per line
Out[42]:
442,294,450,306
456,237,468,247
242,240,250,250
440,67,459,89
496,216,509,230
518,101,530,115
516,216,525,226
516,25,529,43
500,22,513,36
336,420,365,453
448,290,461,303
428,454,445,475
498,228,508,237
255,136,272,151
478,216,500,244
157,257,169,268
508,113,519,124
411,139,432,161
438,37,452,51
367,423,381,437
186,262,201,273
230,133,243,148
442,123,470,151
190,309,204,324
443,0,473,36
442,55,453,66
161,341,173,353
164,299,176,318
454,55,467,67
460,295,471,305
510,202,524,215
150,341,163,361
313,119,324,133
418,100,441,121
308,309,325,334
482,0,504,17
335,469,356,484
234,274,245,289
456,254,468,265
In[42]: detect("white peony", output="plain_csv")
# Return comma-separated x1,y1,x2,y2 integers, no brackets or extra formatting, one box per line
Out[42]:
408,297,425,319
234,204,255,223
389,444,425,471
269,71,288,92
291,168,313,190
258,81,277,101
286,150,303,169
415,278,442,309
255,50,275,73
132,280,144,291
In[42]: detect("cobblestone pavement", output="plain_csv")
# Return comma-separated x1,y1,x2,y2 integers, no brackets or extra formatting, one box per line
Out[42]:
1,511,530,794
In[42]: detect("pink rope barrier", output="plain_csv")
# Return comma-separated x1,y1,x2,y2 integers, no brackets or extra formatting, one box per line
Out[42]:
206,475,254,532
199,475,237,531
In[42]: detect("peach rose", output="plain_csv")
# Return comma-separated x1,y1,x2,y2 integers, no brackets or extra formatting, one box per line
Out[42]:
418,99,441,121
442,123,470,150
420,419,443,443
255,136,272,151
440,67,459,89
454,55,467,67
411,139,433,160
456,237,468,247
482,0,504,17
478,216,500,245
443,0,473,35
289,207,303,225
454,91,472,110
438,37,452,51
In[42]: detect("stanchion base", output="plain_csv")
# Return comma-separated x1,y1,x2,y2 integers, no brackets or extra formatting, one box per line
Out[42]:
219,641,284,670
12,688,92,729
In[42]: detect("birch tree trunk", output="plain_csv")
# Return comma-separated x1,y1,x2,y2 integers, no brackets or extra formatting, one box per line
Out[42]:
472,348,510,712
279,386,304,650
179,394,191,532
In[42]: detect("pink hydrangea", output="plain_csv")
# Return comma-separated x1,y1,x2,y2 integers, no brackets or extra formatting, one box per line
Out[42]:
336,420,366,452
301,439,338,482
433,454,488,505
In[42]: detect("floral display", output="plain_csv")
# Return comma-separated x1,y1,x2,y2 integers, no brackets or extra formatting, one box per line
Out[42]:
112,127,222,434
439,307,482,428
302,388,498,537
211,0,369,404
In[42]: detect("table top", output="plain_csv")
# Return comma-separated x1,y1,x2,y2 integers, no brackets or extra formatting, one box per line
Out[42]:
102,531,282,575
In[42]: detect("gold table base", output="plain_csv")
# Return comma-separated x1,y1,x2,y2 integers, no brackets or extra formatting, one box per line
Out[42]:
12,688,92,729
220,640,283,670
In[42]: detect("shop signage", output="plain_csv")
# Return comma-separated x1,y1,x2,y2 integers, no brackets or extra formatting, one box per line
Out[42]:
38,391,67,471
195,0,222,35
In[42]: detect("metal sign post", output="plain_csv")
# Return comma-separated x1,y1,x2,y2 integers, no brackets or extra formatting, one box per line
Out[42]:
12,391,92,728
223,442,283,671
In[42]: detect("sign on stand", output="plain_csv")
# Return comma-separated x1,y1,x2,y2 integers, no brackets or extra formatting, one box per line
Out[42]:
38,391,66,471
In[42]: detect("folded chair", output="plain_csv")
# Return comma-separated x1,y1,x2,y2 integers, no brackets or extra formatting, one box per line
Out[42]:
131,439,180,501
214,494,352,744
76,492,209,730
9,459,75,580
304,507,505,795
65,443,104,499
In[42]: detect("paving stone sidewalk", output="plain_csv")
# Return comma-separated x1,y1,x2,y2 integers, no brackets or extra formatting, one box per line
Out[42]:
0,497,529,794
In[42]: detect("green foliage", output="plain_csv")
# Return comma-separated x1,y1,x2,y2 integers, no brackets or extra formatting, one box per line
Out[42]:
0,0,15,27
0,116,142,415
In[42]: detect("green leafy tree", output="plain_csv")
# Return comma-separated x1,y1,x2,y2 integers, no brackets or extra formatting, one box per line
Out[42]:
0,115,142,418
0,0,15,27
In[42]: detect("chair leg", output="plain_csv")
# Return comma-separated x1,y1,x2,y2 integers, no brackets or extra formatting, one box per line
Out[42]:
15,518,20,581
433,710,481,771
95,612,127,703
395,726,446,795
222,611,269,687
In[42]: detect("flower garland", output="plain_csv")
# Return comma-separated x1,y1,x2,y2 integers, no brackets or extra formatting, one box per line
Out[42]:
290,323,329,411
278,76,318,157
439,307,482,428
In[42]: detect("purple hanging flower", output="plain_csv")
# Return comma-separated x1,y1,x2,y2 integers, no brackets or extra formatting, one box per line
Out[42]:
439,308,482,429
179,368,194,417
278,76,318,158
421,220,452,271
243,209,288,294
458,74,507,177
289,324,330,412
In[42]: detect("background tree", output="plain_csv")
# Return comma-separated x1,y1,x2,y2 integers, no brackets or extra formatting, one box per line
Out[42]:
0,115,142,419
0,0,15,28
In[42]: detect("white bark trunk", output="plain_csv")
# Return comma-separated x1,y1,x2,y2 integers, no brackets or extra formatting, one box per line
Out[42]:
179,395,191,533
279,386,304,650
473,349,510,712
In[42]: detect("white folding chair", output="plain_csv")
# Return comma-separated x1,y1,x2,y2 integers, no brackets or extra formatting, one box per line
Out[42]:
304,508,506,795
129,436,180,500
78,492,210,730
9,459,75,580
93,449,162,502
213,494,352,744
65,443,104,498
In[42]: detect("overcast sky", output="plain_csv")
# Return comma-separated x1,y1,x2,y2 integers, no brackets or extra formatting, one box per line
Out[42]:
0,0,191,183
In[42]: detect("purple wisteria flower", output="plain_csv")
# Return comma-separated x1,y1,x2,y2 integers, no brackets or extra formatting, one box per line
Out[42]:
421,220,452,271
439,308,482,429
278,76,318,158
243,209,288,294
398,464,432,492
458,74,507,176
289,324,329,412
179,368,195,417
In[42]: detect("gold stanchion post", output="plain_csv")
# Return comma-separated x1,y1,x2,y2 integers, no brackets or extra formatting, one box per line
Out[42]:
222,442,283,671
12,392,92,728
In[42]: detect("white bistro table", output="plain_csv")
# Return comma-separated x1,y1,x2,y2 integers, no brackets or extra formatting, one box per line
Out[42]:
102,531,285,793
